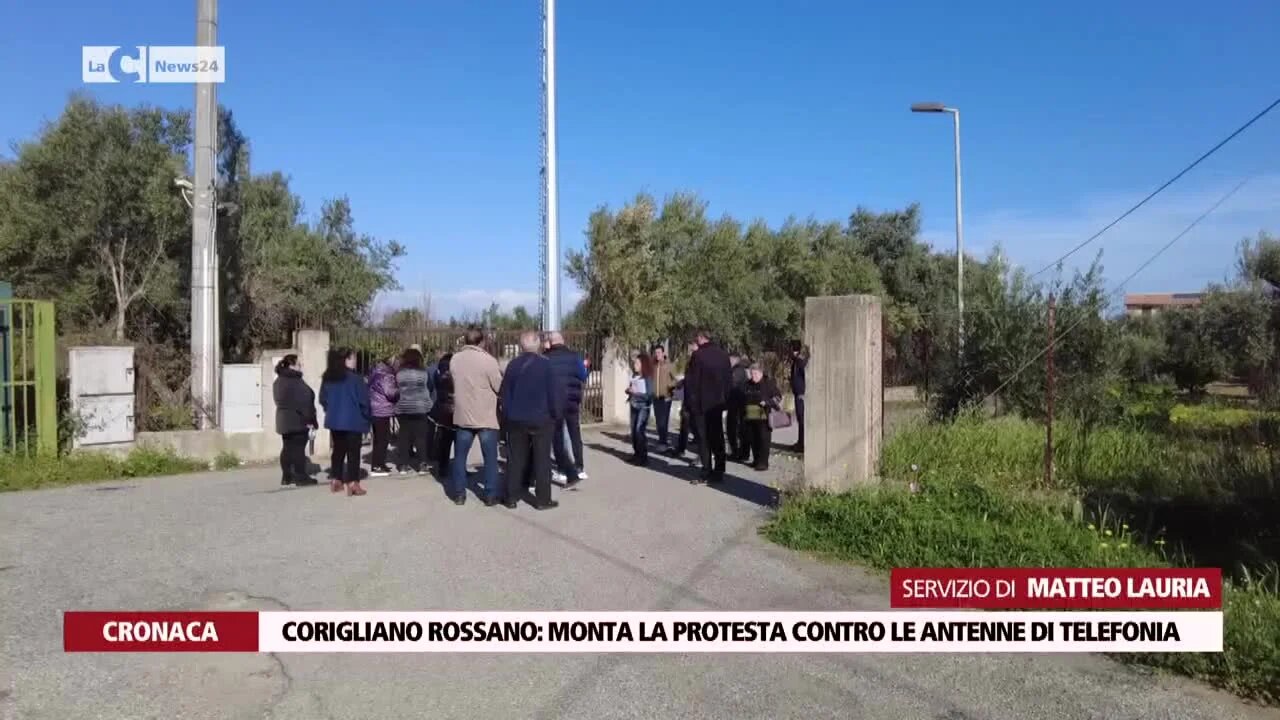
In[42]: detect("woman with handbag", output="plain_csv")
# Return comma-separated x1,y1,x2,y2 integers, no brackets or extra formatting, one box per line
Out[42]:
741,362,783,471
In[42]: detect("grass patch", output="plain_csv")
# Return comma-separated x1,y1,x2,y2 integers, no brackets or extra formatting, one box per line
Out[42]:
882,414,1279,572
764,417,1280,704
0,447,210,492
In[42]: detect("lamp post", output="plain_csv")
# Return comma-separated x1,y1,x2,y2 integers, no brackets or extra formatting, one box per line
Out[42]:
911,101,964,357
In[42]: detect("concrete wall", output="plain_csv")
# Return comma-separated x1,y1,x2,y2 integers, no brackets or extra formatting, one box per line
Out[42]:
64,331,333,466
137,429,276,463
803,295,883,491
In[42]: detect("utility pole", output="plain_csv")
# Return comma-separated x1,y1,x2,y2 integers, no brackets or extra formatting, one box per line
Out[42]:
191,0,219,429
539,0,561,332
1044,293,1056,487
952,109,964,358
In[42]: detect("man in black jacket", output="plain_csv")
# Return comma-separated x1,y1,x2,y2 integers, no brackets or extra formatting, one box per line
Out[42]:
543,331,585,488
684,330,732,483
498,331,562,510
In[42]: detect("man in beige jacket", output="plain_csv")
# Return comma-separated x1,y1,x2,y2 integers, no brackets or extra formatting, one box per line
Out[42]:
446,327,503,506
651,345,679,448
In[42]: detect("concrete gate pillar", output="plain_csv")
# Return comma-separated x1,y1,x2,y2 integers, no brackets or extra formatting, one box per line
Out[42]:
802,295,883,491
600,338,632,425
293,329,331,458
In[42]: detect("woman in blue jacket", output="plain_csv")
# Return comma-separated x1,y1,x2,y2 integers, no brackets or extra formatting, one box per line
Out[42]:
320,348,372,496
625,353,655,466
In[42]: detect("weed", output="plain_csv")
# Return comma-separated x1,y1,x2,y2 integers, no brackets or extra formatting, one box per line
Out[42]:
213,451,241,471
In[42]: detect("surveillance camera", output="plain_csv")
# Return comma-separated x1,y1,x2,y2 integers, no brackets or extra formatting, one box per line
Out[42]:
174,177,194,190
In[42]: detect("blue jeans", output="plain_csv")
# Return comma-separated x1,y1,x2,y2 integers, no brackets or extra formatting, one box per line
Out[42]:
451,428,498,499
552,419,579,481
630,404,651,461
652,398,672,445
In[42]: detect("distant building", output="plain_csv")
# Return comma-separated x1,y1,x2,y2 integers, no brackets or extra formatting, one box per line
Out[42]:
1124,292,1204,318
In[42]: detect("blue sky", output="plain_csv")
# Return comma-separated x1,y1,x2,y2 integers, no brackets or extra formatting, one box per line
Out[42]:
2,1,1278,320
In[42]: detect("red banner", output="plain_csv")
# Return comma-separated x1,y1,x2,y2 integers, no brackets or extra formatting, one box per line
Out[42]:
64,611,259,652
889,568,1222,610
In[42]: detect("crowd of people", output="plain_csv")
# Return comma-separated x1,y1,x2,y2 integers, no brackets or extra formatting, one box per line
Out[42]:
654,336,806,477
271,327,807,506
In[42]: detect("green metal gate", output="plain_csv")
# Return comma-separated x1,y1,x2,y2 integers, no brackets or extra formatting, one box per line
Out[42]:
0,298,58,455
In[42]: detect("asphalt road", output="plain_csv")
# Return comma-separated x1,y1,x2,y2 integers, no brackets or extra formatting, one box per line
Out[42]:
0,426,1273,720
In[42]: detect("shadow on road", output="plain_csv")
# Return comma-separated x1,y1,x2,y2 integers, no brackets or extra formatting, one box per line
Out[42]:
590,430,778,508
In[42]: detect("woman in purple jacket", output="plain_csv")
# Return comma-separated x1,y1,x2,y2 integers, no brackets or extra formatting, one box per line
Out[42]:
368,354,400,476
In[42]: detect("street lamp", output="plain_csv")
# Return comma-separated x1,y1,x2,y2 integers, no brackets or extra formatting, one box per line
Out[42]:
911,102,965,357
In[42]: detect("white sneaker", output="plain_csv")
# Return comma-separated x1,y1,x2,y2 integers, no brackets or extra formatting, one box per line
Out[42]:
552,470,567,483
577,470,589,480
370,467,392,477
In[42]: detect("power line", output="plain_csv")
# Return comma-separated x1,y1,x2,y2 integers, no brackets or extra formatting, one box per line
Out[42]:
1029,96,1279,280
981,174,1254,405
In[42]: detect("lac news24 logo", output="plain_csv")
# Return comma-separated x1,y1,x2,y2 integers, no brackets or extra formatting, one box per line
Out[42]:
82,46,225,84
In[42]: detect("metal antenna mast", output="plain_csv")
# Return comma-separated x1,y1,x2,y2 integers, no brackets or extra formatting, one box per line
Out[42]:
539,0,560,331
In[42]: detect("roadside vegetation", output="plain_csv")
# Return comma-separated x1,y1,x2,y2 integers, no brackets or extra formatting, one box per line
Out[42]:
767,233,1280,704
0,447,240,492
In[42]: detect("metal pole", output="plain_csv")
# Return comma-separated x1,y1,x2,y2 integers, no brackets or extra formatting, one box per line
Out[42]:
541,0,561,332
952,109,964,358
1044,293,1056,487
191,0,219,428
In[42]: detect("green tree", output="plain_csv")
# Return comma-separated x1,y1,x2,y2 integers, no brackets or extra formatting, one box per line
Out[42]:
1199,286,1273,381
566,192,887,353
1159,306,1226,395
383,307,430,329
566,194,678,348
1237,231,1280,287
1114,315,1166,385
0,95,191,338
0,96,405,371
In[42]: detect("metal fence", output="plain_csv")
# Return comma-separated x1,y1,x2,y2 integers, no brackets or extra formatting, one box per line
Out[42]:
0,299,58,455
333,327,606,423
883,323,934,402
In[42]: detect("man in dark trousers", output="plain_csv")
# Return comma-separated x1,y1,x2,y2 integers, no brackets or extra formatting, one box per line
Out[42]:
683,329,732,483
543,331,586,489
498,331,561,510
664,341,701,463
789,340,807,453
726,352,751,461
650,345,677,448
